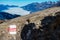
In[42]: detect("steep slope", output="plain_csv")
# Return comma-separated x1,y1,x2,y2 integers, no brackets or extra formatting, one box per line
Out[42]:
0,7,60,40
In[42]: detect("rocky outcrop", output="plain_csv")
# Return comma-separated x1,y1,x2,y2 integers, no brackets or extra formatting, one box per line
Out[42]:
0,20,5,24
0,7,60,40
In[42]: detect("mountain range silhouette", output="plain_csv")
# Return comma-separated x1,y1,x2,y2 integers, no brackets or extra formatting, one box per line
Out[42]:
21,1,60,13
0,12,20,20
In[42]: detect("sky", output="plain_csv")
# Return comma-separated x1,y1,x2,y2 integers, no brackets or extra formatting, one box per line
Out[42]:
0,0,59,7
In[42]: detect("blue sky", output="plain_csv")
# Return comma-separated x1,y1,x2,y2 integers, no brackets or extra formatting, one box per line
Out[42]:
0,0,59,7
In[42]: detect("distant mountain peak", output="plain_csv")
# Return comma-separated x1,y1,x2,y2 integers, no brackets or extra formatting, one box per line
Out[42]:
21,1,60,14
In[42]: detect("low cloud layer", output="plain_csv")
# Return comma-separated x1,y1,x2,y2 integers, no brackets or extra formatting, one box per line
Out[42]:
3,7,30,16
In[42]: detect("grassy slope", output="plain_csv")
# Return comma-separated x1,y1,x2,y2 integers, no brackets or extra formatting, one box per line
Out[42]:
0,7,60,40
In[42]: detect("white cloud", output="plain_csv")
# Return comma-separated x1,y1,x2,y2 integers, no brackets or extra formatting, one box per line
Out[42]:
3,7,30,16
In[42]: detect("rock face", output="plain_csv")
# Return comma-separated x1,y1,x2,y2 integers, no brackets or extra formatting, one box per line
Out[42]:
0,7,60,40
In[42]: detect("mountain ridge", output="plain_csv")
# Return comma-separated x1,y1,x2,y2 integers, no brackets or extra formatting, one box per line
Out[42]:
0,7,60,40
21,1,60,13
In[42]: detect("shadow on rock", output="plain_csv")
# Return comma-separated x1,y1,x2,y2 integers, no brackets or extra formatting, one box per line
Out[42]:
21,12,60,40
